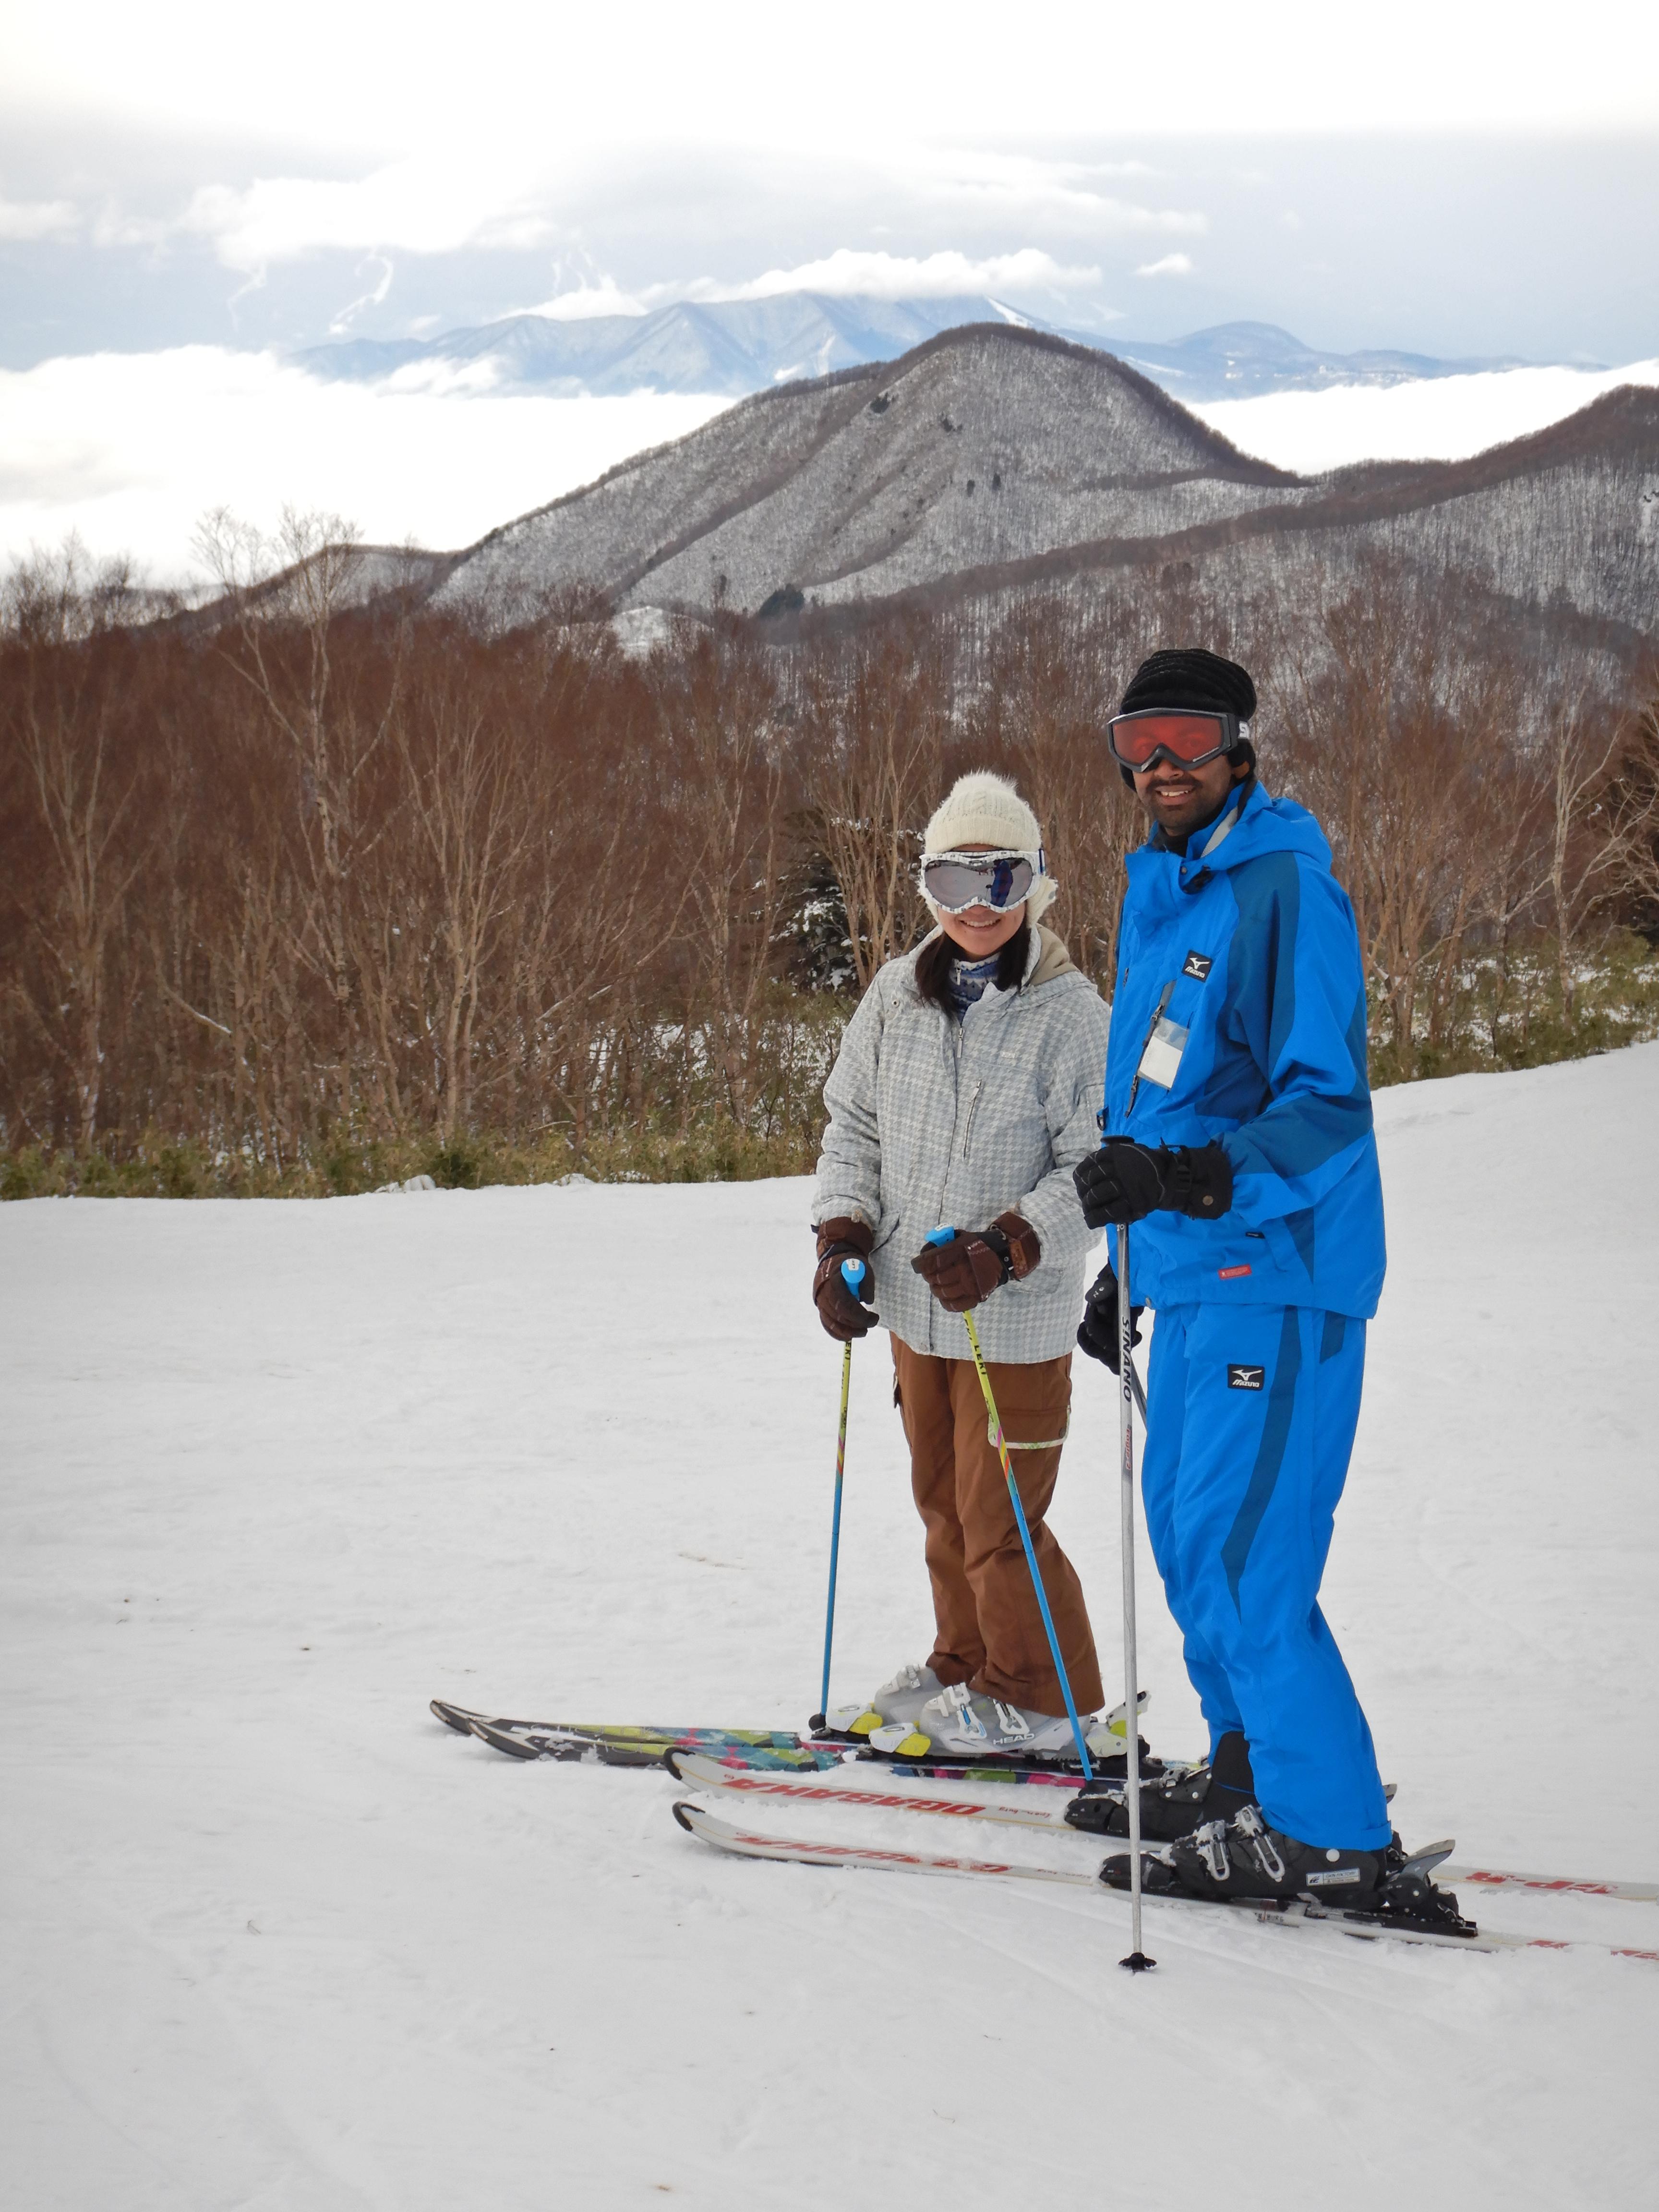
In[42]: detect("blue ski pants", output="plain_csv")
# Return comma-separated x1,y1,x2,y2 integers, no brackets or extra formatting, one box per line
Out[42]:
1142,1302,1391,1850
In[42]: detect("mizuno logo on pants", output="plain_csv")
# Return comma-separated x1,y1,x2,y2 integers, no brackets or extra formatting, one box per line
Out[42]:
1227,1364,1266,1390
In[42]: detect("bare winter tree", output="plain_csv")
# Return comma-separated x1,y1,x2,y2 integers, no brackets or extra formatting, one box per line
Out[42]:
197,507,406,1110
966,593,1141,982
665,622,793,1128
1535,684,1655,1024
799,619,951,990
1277,563,1495,1065
0,548,156,1149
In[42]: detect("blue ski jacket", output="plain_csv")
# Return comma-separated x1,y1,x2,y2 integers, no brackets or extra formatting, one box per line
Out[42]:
1102,779,1386,1318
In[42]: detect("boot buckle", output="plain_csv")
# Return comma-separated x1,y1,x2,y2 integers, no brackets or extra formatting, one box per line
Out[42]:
1234,1804,1287,1884
1194,1818,1231,1882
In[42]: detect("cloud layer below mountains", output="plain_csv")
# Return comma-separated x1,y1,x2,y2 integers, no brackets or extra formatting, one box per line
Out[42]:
0,350,731,581
1194,358,1659,476
5,345,1658,587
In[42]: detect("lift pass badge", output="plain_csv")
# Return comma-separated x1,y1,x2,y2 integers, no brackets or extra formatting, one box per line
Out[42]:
1136,1013,1189,1090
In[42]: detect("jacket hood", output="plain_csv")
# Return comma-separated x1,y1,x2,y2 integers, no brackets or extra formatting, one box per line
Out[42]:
1144,779,1332,881
1028,924,1080,987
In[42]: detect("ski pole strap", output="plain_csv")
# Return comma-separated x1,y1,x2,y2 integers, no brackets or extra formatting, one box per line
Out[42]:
988,1412,1069,1451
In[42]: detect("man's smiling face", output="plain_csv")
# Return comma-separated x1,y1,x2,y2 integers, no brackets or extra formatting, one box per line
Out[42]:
1132,750,1251,840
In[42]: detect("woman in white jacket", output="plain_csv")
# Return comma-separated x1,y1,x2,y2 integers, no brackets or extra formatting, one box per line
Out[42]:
812,771,1111,1758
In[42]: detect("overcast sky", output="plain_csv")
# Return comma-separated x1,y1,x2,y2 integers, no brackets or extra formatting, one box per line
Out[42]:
2,0,1657,576
6,0,1659,364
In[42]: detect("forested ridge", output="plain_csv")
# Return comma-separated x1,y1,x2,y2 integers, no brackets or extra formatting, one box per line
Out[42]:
2,519,1656,1198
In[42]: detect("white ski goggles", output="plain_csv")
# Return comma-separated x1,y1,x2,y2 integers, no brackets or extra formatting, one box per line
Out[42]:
920,848,1043,914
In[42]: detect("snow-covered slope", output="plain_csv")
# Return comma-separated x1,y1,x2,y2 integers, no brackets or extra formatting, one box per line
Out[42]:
405,324,1659,638
297,293,1041,398
297,301,1535,407
433,325,1298,627
2,1044,1656,2209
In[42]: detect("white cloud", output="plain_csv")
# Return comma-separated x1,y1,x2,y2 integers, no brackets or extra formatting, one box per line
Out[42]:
178,159,557,270
907,150,1205,236
1135,254,1194,278
673,247,1102,305
1194,359,1659,473
8,3,1659,152
516,279,649,322
0,193,78,241
143,141,1203,280
0,348,732,581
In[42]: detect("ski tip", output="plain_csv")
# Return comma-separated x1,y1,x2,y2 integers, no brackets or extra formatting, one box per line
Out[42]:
469,1719,540,1760
671,1799,698,1835
807,1712,827,1732
663,1748,690,1779
431,1699,477,1734
1119,1950,1158,1973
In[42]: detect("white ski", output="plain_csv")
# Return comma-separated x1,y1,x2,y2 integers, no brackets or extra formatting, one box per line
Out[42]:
1440,1865,1659,1905
668,1750,1072,1828
671,1801,1659,1964
670,1755,1659,1906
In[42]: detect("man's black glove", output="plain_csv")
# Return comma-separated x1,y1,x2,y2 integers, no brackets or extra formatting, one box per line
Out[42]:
1076,1264,1144,1373
1072,1137,1234,1228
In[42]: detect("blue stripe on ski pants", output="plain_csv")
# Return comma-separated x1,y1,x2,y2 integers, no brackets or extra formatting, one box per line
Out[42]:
1141,1302,1391,1850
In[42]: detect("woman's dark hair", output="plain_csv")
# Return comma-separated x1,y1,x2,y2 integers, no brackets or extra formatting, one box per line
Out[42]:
914,921,1031,1013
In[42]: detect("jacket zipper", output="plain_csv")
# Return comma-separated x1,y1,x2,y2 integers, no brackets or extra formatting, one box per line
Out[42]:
961,1079,984,1159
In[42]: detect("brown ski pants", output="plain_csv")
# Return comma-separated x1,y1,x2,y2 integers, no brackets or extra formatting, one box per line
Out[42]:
890,1337,1104,1716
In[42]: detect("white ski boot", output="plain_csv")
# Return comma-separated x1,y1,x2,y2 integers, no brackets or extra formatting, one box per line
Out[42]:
871,1679,1094,1760
821,1660,944,1741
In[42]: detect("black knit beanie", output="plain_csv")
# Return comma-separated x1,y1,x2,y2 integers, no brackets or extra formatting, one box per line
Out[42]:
1116,648,1257,784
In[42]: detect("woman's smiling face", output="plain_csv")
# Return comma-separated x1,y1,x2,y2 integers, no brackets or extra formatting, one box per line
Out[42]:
936,842,1028,958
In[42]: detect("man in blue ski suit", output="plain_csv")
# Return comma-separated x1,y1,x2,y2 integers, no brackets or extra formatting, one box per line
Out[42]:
1072,647,1396,1913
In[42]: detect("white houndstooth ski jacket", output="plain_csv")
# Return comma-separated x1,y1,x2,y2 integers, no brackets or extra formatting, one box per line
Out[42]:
813,925,1111,1363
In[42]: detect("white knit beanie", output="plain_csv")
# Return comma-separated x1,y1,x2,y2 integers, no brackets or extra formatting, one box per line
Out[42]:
921,771,1058,925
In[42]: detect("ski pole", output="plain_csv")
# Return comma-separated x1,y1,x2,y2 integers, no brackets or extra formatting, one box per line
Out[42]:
924,1230,1094,1780
812,1258,864,1730
1117,1221,1155,1973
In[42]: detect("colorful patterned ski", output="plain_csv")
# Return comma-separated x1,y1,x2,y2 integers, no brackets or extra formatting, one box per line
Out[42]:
431,1699,1123,1780
466,1716,844,1771
432,1701,807,1751
670,1802,1659,1963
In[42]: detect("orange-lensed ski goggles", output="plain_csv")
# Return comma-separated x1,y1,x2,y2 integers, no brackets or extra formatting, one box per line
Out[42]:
1106,708,1249,771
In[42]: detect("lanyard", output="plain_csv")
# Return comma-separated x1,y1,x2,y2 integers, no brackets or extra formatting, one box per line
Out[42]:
1124,979,1176,1119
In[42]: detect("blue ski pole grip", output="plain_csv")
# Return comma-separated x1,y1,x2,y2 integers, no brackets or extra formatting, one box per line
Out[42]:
925,1226,956,1246
840,1258,866,1290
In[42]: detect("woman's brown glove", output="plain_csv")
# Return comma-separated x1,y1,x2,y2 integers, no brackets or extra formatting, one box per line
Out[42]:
910,1213,1041,1313
812,1218,878,1340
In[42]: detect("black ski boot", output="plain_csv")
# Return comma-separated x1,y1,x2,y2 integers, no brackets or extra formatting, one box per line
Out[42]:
1067,1729,1257,1840
1103,1803,1384,1908
1102,1811,1478,1935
